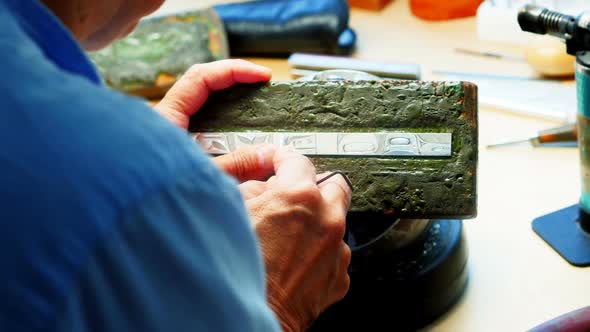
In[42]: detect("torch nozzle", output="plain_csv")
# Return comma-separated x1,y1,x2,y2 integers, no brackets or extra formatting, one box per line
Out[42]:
518,4,575,38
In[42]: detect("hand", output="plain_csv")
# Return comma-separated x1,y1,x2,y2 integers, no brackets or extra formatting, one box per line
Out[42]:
217,146,352,332
153,59,272,129
212,144,277,198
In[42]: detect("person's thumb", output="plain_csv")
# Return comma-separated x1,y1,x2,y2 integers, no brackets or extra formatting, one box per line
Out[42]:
213,144,277,183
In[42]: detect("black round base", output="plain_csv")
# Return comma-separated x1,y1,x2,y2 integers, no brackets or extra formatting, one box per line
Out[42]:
309,219,468,331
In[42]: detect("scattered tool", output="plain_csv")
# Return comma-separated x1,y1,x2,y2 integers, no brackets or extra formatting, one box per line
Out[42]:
316,171,354,190
316,171,353,247
486,122,577,148
455,42,576,77
288,53,421,80
455,48,525,62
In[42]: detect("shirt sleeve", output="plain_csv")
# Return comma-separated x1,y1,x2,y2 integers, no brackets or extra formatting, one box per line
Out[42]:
54,171,281,332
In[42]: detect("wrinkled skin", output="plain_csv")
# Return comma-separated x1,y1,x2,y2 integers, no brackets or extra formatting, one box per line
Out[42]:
41,0,165,50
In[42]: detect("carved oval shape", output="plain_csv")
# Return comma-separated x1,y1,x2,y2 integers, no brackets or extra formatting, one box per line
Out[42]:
388,137,411,145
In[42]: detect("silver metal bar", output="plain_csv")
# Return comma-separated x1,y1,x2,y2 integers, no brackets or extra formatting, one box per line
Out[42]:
192,132,452,157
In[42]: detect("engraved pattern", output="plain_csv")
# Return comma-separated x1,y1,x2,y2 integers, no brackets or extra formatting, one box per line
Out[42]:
194,133,230,154
280,134,317,154
416,134,452,156
384,133,418,156
338,134,379,154
235,133,271,149
193,132,452,157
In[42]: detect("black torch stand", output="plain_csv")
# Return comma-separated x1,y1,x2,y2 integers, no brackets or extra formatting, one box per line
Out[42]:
309,218,469,331
532,204,590,267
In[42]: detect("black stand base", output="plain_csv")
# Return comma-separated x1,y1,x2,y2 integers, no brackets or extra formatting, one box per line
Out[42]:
308,220,468,331
532,204,590,267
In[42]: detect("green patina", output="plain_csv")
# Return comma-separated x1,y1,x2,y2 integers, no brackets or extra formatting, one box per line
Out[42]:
89,8,228,95
190,80,478,219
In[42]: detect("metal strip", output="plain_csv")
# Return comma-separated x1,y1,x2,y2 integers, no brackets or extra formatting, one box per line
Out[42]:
192,132,452,157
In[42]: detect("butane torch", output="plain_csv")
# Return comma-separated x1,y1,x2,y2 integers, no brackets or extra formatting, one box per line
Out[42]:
519,5,590,267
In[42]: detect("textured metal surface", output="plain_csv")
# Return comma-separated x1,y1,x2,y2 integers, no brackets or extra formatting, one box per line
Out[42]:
189,80,477,219
193,132,452,157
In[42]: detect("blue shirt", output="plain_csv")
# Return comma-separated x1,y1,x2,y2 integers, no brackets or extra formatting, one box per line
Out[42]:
0,1,280,331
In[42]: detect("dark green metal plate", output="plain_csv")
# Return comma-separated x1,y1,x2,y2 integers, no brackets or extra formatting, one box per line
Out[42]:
189,80,478,220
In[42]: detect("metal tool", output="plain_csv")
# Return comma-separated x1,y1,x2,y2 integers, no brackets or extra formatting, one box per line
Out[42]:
455,47,526,62
486,122,577,148
316,170,354,190
454,44,576,77
518,4,590,266
316,171,354,247
288,53,421,80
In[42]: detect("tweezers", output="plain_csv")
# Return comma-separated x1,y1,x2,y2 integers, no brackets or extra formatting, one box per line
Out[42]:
316,171,353,246
316,171,354,191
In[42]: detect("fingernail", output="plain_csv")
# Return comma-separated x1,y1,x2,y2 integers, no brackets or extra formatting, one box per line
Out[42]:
257,144,277,169
254,64,271,72
254,64,272,77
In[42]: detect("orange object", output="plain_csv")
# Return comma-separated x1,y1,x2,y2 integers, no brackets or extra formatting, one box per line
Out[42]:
409,0,483,20
348,0,393,11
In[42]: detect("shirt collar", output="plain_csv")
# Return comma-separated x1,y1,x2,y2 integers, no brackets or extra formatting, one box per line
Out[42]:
3,0,101,84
